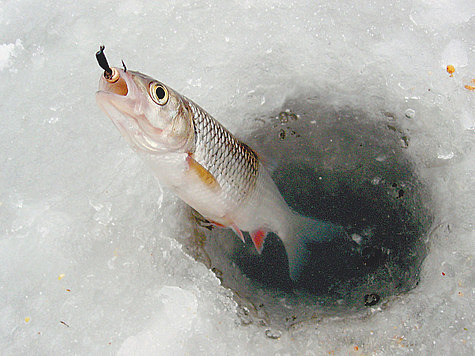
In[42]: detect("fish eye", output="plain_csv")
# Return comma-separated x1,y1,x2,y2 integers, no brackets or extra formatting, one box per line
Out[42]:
149,82,169,105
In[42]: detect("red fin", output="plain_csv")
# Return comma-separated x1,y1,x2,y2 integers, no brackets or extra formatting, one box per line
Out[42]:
250,229,268,254
230,224,245,243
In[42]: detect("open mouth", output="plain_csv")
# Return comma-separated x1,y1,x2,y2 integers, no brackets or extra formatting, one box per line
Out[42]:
95,67,148,150
96,74,168,154
96,67,141,122
98,67,129,97
97,66,134,98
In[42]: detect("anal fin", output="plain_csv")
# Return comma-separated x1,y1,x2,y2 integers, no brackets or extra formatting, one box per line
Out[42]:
250,228,268,254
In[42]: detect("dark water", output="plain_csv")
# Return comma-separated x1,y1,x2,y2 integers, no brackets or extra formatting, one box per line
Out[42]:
186,97,433,324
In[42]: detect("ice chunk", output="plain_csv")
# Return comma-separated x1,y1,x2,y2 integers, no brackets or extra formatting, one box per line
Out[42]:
0,39,22,71
118,286,198,355
404,109,415,119
437,149,454,160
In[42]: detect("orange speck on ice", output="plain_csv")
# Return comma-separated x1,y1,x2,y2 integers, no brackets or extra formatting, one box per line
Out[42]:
465,79,475,90
446,65,455,76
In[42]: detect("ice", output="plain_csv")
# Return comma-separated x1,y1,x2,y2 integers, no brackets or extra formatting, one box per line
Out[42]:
441,39,469,68
117,286,199,355
404,108,416,119
0,0,473,355
0,39,23,71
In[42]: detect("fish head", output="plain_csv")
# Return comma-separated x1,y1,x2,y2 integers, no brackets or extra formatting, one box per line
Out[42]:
96,68,194,154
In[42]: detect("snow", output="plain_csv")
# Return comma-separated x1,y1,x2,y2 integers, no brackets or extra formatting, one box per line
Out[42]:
0,39,23,71
0,0,473,354
441,39,469,68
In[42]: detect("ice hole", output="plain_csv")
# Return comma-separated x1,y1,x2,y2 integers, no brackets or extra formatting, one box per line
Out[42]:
187,97,433,325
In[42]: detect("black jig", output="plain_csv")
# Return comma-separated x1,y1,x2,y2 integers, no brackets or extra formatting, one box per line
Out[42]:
121,60,127,72
96,45,112,77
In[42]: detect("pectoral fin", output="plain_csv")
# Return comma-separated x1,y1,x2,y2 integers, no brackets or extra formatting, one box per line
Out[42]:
186,154,221,192
205,218,245,243
231,224,245,243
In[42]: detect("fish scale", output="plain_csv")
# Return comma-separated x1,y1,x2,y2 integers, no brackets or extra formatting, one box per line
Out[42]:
186,97,259,208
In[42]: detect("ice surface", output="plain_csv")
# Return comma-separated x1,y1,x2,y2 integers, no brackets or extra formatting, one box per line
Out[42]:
0,39,23,71
0,0,473,355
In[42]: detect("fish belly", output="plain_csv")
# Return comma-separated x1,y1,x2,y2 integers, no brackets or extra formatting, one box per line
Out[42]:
140,151,230,221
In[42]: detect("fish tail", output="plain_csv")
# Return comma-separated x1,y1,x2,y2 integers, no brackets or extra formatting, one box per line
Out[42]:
282,214,348,282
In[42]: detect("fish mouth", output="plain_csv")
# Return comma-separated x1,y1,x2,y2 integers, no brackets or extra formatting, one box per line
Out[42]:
96,68,138,137
96,69,166,153
96,68,138,113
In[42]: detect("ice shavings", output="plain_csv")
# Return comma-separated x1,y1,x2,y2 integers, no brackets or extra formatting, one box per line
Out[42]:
0,39,23,71
118,286,198,355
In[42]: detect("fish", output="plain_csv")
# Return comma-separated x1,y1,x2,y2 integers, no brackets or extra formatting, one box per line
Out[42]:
95,48,348,281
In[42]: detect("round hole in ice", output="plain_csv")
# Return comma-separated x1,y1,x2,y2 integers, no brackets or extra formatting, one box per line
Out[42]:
188,96,433,323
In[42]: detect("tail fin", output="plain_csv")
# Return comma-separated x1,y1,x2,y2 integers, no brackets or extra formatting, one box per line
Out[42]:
282,214,348,282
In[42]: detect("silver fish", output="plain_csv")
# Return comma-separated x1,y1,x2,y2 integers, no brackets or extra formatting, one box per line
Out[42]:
95,55,347,281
